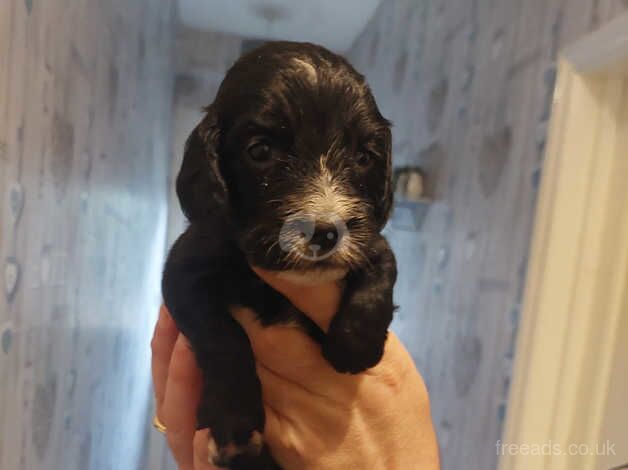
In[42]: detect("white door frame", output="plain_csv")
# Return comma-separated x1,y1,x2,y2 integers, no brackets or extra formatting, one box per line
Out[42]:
499,14,628,470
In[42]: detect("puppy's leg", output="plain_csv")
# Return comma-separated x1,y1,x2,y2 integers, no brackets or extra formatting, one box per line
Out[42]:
322,235,397,374
194,342,281,470
163,227,280,470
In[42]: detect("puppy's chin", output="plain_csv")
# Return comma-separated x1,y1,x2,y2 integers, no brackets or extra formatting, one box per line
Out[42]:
273,266,349,286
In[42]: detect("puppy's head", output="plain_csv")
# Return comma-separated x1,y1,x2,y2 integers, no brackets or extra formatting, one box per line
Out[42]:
178,42,392,282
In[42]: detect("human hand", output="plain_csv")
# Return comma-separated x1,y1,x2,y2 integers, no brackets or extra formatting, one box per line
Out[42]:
151,272,439,469
151,304,218,470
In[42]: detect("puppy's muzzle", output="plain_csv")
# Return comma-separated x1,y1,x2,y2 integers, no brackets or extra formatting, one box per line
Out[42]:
279,213,348,262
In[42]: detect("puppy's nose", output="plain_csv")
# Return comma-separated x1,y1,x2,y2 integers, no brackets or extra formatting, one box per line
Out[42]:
308,223,340,254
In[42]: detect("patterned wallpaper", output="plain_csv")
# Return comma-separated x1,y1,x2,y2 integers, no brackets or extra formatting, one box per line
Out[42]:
0,1,175,469
348,0,627,468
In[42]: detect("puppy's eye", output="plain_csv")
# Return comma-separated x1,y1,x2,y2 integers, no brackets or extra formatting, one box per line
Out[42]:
357,152,375,168
247,141,273,163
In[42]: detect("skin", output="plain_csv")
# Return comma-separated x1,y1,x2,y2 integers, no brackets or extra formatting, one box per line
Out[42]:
151,268,440,470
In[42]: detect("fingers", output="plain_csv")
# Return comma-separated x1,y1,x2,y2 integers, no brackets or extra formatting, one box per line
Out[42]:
251,267,342,331
151,305,179,418
162,334,203,470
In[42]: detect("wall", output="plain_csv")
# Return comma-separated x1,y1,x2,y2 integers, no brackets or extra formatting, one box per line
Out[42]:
347,1,627,469
0,1,175,469
177,0,382,51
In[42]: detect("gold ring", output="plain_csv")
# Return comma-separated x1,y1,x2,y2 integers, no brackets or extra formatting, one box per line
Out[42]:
153,415,167,434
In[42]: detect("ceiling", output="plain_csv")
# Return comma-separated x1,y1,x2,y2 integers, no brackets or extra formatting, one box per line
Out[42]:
177,0,383,52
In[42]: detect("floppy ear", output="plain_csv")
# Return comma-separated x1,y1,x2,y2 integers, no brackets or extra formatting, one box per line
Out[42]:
377,127,394,228
176,106,228,222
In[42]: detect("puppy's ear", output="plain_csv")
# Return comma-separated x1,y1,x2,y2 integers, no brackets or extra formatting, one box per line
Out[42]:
377,127,394,228
176,106,228,221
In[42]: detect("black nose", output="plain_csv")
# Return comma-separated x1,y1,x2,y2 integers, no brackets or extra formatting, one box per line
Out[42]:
308,223,340,254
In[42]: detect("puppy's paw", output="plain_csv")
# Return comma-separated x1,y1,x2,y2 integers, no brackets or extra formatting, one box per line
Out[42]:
322,315,387,374
208,430,263,468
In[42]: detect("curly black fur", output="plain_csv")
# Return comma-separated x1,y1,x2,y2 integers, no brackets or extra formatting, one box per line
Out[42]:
162,41,397,470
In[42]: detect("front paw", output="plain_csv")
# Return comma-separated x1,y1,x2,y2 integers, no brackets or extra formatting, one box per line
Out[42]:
322,314,388,374
207,409,265,468
224,442,282,470
208,429,264,469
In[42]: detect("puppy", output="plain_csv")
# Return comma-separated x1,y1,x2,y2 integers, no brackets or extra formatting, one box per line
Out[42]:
162,41,397,469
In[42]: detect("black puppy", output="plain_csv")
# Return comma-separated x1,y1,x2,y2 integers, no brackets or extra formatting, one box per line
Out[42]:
162,41,397,469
